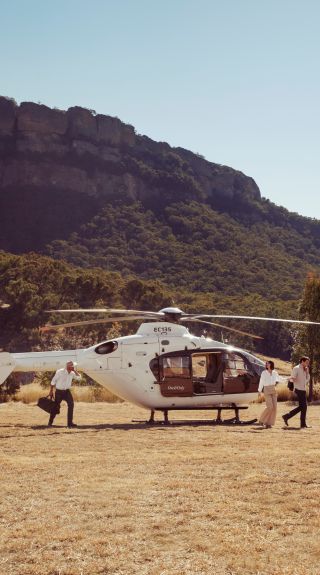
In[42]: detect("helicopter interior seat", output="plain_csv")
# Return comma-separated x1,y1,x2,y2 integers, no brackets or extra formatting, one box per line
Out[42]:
192,362,224,395
202,356,223,390
205,362,222,382
203,364,224,393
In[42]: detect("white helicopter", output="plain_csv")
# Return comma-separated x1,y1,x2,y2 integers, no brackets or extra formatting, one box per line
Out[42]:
0,306,319,425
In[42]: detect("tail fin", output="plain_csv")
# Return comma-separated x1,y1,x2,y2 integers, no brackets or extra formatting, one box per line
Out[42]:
0,352,15,384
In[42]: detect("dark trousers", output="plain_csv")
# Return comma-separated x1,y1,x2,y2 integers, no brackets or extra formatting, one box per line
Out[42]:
285,389,307,427
49,389,74,426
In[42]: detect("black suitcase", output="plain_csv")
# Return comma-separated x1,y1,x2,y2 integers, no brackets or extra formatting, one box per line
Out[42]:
37,396,59,415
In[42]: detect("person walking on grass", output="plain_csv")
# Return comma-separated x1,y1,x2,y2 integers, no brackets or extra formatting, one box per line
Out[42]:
257,360,279,428
48,361,81,428
282,356,311,429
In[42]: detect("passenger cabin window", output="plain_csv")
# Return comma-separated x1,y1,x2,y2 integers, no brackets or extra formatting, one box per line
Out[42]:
95,341,118,355
162,355,190,378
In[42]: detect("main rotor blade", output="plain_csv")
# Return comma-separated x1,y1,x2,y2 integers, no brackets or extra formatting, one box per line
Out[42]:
40,315,148,332
190,314,320,326
183,319,263,339
47,308,162,316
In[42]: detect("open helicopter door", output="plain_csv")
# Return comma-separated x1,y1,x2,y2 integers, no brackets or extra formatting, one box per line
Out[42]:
158,352,193,397
157,350,225,397
191,352,223,395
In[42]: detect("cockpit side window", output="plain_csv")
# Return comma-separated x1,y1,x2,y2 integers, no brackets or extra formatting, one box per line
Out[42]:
222,351,259,393
150,358,160,381
222,352,247,376
242,352,265,376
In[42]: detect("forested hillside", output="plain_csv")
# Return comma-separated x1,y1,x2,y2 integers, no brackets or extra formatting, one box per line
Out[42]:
47,199,319,300
0,251,296,358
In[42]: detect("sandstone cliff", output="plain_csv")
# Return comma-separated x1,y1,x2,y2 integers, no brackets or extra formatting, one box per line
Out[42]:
0,96,260,252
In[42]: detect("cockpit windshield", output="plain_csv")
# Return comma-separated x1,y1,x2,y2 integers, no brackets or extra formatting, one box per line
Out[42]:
241,351,265,376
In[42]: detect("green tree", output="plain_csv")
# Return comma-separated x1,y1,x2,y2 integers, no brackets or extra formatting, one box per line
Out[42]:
292,273,320,400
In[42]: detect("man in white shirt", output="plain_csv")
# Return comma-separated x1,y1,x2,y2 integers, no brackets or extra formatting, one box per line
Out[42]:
48,361,81,428
282,356,310,428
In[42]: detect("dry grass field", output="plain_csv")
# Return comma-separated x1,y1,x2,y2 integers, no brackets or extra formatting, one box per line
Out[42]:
1,400,320,575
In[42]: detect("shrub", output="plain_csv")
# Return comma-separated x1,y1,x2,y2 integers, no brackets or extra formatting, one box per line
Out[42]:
14,382,122,404
0,374,20,403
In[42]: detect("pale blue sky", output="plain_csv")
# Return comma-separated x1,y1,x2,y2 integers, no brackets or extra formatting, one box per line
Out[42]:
1,0,319,218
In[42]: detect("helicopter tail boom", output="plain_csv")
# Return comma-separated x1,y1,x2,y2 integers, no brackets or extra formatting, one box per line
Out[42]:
0,352,16,385
0,350,79,384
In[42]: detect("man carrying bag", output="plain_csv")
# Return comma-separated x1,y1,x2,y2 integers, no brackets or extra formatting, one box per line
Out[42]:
282,356,311,428
48,361,81,428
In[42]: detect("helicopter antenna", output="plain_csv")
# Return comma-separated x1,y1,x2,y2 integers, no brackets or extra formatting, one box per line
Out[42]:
221,331,229,344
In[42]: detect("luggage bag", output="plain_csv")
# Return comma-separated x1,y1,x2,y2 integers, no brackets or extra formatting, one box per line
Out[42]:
37,396,59,415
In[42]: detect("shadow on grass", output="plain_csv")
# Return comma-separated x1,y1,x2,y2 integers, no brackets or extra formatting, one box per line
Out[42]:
31,418,260,430
282,425,310,431
0,418,258,435
1,419,308,438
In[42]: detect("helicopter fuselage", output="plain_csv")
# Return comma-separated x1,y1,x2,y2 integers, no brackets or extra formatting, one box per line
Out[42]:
1,322,264,412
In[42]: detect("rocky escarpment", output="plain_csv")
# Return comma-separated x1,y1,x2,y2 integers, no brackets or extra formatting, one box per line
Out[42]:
0,96,261,252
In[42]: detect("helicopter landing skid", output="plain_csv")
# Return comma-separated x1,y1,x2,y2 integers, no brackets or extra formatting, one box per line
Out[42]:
214,405,257,425
132,405,257,426
214,416,258,426
132,417,257,426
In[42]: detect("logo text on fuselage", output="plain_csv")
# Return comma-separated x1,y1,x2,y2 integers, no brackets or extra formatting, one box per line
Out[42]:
153,326,172,334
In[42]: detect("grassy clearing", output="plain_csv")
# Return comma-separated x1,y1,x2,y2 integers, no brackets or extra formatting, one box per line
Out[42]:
1,401,320,575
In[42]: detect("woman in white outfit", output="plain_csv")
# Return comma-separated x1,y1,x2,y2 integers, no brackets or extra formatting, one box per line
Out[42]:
258,360,279,428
